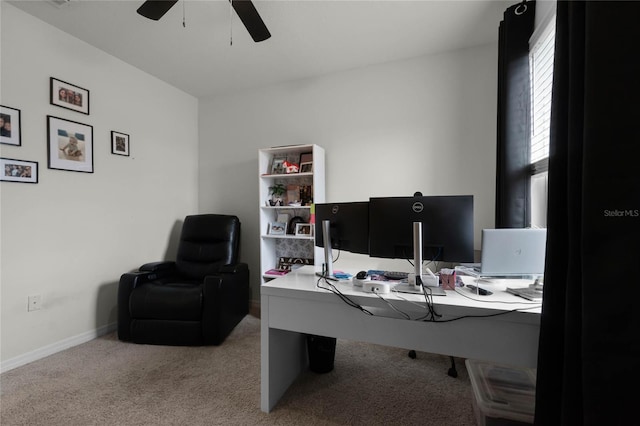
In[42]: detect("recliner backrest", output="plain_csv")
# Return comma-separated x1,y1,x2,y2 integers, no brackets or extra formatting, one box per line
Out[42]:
175,214,241,280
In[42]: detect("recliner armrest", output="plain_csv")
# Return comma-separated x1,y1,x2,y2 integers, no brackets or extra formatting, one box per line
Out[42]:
139,261,176,273
218,263,249,274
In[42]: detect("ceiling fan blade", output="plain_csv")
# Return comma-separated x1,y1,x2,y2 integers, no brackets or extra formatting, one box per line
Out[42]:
230,0,271,42
137,0,179,21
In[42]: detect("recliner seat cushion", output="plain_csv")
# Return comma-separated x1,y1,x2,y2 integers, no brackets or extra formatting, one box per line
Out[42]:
129,283,202,321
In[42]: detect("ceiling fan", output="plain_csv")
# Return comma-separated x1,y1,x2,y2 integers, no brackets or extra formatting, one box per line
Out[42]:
137,0,271,42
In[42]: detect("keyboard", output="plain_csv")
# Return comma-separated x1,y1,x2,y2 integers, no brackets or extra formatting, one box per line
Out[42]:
383,271,409,280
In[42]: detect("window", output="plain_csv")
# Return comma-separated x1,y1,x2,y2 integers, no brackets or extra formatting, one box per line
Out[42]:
529,16,555,228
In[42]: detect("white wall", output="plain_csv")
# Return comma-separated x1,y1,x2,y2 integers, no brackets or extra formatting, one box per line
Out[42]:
0,3,199,370
198,44,498,302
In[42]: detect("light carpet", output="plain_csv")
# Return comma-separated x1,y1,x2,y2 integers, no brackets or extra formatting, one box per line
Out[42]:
1,316,477,425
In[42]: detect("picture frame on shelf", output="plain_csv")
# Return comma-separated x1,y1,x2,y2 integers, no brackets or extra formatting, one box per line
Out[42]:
268,221,287,235
277,257,313,272
47,115,94,173
295,223,314,237
0,105,21,146
270,155,287,174
50,77,90,115
286,184,300,205
299,152,313,164
111,131,130,156
300,162,313,173
1,157,38,184
300,185,313,206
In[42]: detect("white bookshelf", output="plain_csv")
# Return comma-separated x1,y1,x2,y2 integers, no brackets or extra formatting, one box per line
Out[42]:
258,145,325,282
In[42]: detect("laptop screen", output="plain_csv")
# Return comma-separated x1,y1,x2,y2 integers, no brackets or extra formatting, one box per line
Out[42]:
480,229,547,276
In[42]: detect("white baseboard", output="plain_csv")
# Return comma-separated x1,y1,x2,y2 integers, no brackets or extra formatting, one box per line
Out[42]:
0,322,117,374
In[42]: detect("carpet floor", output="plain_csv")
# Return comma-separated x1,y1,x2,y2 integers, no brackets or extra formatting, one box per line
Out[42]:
1,316,477,425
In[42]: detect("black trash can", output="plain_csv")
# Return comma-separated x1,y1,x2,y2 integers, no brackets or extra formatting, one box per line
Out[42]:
306,334,336,374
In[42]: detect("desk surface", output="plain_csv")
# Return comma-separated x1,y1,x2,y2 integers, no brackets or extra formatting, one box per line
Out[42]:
262,266,542,316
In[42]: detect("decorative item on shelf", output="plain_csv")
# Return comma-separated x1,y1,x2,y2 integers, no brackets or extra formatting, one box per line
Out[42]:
270,155,287,174
282,160,299,174
287,184,300,205
299,152,313,173
300,185,313,206
287,216,305,234
268,221,286,235
268,183,286,206
264,268,289,276
277,257,313,272
295,223,314,237
300,162,313,173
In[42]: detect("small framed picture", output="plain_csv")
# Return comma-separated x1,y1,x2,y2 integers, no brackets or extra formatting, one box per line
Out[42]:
268,222,287,235
47,115,94,173
277,257,313,271
300,162,313,173
295,223,314,237
111,131,130,156
299,152,312,164
50,77,90,115
1,157,38,184
0,105,22,146
270,156,286,175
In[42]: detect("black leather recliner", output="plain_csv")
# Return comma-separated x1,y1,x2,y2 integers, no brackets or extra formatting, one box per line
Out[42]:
117,214,249,346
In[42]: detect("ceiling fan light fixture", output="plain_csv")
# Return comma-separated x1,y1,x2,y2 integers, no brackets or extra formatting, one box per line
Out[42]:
136,0,270,42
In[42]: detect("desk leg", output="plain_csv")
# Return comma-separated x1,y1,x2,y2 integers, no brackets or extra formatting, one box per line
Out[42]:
261,304,307,412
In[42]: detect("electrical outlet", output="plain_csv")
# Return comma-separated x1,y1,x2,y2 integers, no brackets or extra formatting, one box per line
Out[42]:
28,295,42,311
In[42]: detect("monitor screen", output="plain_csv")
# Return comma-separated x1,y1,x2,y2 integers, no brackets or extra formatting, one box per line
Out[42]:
315,202,370,255
368,195,474,263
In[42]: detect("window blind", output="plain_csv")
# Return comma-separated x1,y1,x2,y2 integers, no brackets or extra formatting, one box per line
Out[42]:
529,19,555,164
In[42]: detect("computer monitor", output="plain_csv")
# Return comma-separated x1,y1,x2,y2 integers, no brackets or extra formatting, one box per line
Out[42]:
368,195,474,264
315,202,370,255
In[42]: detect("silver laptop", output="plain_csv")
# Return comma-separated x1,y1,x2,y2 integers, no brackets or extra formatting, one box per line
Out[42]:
478,228,547,276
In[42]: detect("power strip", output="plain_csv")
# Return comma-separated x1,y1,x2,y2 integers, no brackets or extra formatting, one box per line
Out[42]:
363,281,391,294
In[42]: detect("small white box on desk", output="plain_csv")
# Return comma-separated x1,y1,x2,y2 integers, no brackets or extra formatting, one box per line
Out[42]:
362,281,391,294
408,273,439,287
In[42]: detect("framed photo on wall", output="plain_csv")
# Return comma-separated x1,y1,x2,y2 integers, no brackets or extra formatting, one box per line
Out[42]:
111,131,130,156
50,77,90,115
0,105,22,146
47,115,94,173
1,157,38,184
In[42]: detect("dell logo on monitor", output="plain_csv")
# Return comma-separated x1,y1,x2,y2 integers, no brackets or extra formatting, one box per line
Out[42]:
331,205,340,214
412,202,424,213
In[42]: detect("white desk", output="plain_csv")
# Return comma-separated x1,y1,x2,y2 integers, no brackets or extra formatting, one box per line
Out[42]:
260,265,541,412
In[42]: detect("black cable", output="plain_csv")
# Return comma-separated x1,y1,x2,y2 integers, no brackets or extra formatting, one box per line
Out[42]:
373,290,411,320
316,275,373,315
425,304,541,323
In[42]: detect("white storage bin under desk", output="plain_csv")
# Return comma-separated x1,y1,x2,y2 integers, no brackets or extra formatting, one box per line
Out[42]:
466,359,536,426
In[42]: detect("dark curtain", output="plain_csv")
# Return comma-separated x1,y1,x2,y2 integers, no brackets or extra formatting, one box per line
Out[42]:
535,1,640,424
495,1,536,228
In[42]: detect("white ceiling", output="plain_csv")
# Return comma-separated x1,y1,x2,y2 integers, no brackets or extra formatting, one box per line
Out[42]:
9,0,511,98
